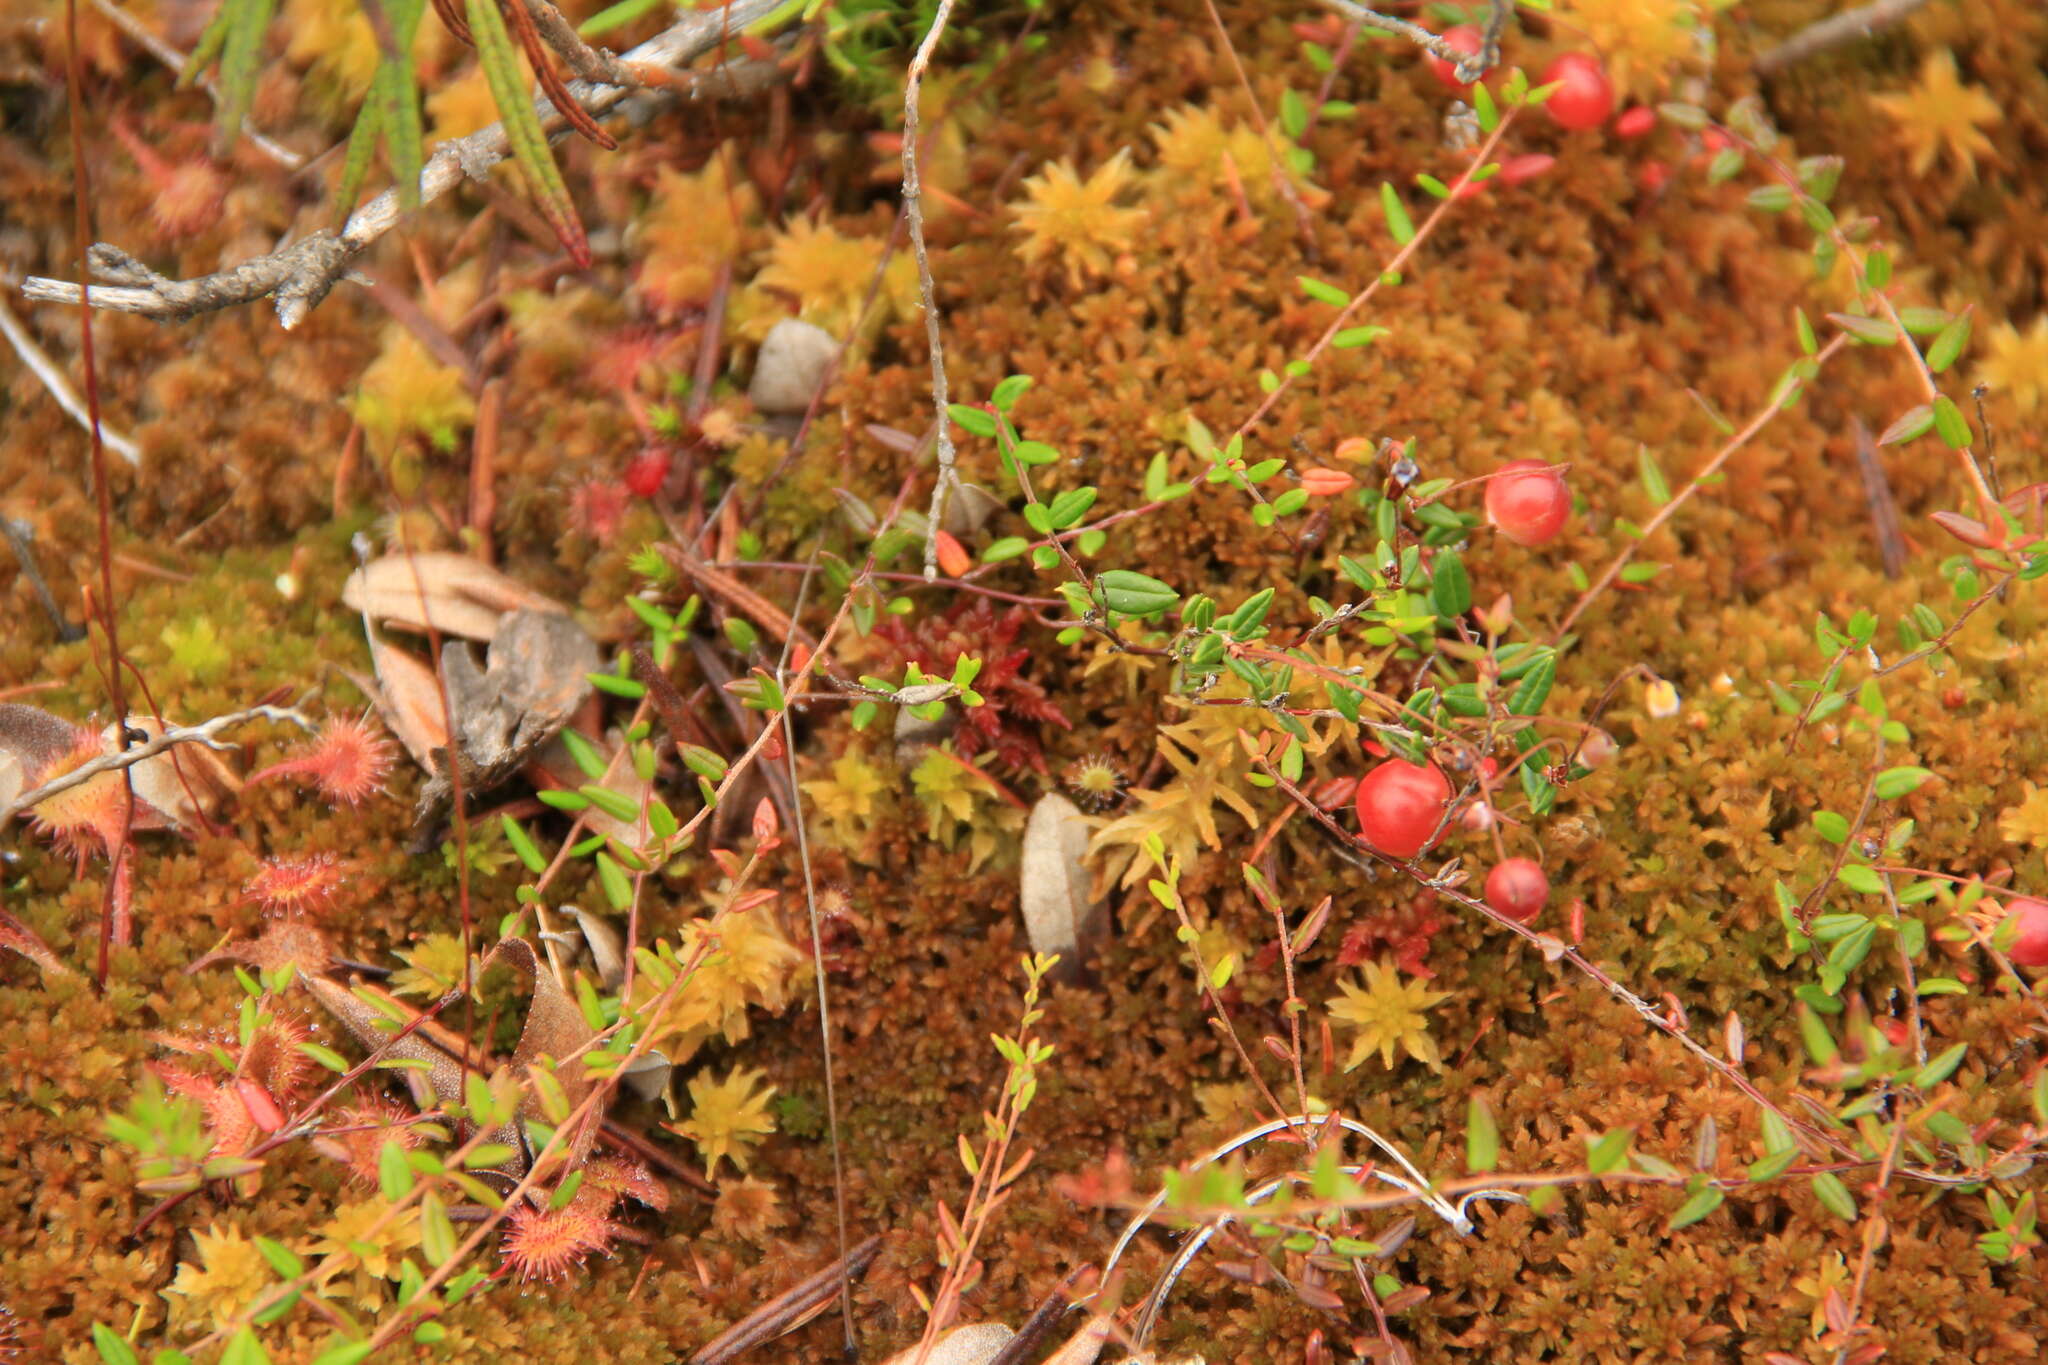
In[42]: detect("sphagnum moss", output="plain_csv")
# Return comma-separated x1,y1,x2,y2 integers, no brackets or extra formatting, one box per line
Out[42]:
6,0,2048,1361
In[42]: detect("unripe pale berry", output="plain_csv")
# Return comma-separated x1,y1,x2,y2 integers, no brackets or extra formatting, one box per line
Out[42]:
1355,760,1451,859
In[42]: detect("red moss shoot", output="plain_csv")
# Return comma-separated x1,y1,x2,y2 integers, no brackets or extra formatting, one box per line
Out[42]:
1485,459,1572,546
1485,858,1551,924
1354,759,1451,859
1542,53,1615,132
247,716,394,807
2002,897,2048,967
1426,25,1490,90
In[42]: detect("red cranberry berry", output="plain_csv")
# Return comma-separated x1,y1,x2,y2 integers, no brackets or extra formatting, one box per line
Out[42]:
1485,858,1550,923
1355,760,1451,859
1426,25,1489,91
2003,897,2048,967
1484,459,1572,546
624,448,671,499
1541,52,1614,132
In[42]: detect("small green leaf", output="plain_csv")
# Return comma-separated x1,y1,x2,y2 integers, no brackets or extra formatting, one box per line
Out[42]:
1096,570,1179,617
1298,275,1350,306
1379,182,1415,245
254,1235,305,1279
377,1138,413,1201
1333,325,1389,349
1810,1171,1857,1220
990,375,1033,412
1926,309,1972,374
982,536,1030,564
502,816,547,873
1667,1184,1724,1230
1914,1042,1969,1088
1931,396,1972,450
1586,1128,1633,1175
595,851,634,911
947,404,997,438
420,1192,457,1266
308,1344,376,1365
1466,1095,1499,1173
1638,447,1671,505
1875,766,1934,800
93,1325,141,1365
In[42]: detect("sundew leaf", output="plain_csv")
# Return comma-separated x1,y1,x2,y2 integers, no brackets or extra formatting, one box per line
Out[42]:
466,0,591,266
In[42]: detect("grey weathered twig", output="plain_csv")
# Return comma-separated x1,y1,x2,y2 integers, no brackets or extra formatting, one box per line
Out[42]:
1755,0,1932,76
0,292,141,465
19,0,784,329
904,0,961,581
0,704,314,830
1317,0,1509,83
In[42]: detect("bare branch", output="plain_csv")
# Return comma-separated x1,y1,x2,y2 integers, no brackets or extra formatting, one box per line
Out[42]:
0,292,141,464
0,704,314,830
905,0,961,581
1755,0,1932,76
19,0,786,329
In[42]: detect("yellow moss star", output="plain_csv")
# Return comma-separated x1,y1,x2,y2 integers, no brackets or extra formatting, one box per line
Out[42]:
1328,959,1450,1073
670,1065,777,1176
1999,783,2048,850
1010,151,1146,286
161,1223,272,1329
632,902,806,1059
751,217,917,341
1869,49,2001,179
306,1201,423,1310
1977,316,2048,418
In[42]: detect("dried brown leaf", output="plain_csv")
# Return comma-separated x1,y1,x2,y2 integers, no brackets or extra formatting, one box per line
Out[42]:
342,552,567,640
